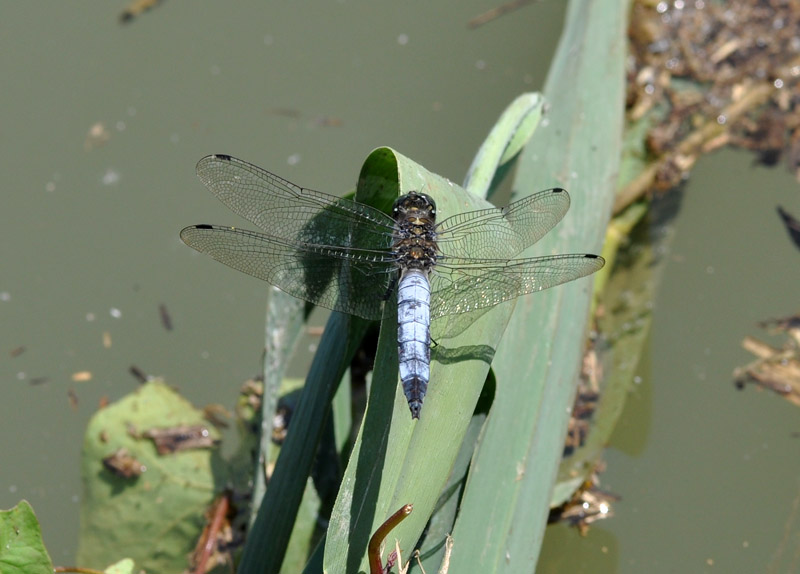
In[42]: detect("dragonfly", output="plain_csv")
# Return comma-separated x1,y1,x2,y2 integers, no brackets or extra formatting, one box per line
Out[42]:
181,154,605,419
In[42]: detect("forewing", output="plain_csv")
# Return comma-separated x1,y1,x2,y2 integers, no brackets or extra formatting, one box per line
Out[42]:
180,225,396,321
430,254,604,319
195,154,397,246
435,188,571,260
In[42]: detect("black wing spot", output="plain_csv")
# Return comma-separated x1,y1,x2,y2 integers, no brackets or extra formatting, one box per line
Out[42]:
195,224,214,230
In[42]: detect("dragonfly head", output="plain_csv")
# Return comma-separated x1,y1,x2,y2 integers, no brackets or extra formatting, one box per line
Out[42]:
393,191,437,223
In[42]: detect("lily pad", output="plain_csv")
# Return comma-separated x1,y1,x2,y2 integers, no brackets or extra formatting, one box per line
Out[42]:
77,380,223,573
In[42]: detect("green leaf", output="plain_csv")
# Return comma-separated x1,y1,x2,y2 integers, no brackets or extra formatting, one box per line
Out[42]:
464,92,545,199
322,148,506,574
414,372,495,572
104,558,136,574
0,501,53,574
447,1,627,572
77,380,221,573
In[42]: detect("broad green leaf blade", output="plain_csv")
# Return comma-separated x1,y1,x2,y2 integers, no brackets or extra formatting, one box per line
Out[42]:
323,147,512,574
448,1,627,572
104,558,136,574
463,92,545,200
413,373,495,572
0,501,53,574
77,380,220,573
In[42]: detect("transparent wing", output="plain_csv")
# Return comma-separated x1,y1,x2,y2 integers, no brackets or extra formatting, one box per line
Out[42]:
195,154,397,245
183,154,401,320
429,254,604,319
180,225,396,320
435,188,571,260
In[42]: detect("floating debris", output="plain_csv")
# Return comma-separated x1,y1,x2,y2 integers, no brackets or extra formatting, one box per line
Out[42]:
734,314,800,408
84,122,110,150
777,206,800,252
564,345,602,456
138,424,219,455
158,303,173,331
129,365,150,383
549,473,619,535
267,107,343,129
119,0,166,24
621,0,800,212
467,0,540,29
103,447,146,479
189,493,234,574
68,388,79,410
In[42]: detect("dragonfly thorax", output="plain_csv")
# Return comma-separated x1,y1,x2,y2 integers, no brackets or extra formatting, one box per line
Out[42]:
392,191,438,273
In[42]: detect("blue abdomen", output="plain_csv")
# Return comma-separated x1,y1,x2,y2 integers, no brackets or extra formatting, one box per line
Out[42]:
397,270,432,419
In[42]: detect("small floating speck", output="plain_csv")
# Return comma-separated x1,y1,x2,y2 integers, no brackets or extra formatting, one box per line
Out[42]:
102,169,121,186
110,307,122,319
287,154,301,166
397,33,409,46
84,122,110,150
159,303,173,331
